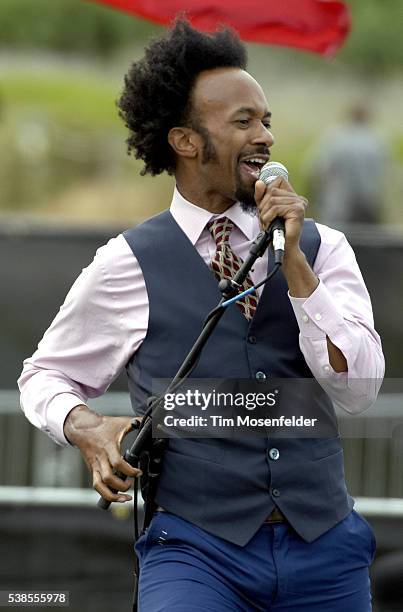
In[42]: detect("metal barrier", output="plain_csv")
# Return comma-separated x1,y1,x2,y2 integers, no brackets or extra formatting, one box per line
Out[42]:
1,389,403,499
0,485,402,517
0,390,131,488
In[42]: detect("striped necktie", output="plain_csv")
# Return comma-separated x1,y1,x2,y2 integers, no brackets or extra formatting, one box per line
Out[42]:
207,217,258,321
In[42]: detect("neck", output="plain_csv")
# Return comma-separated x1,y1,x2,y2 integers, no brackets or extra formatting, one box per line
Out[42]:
175,172,235,214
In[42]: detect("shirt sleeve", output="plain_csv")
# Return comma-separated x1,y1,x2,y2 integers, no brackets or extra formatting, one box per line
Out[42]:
17,234,149,445
288,223,385,414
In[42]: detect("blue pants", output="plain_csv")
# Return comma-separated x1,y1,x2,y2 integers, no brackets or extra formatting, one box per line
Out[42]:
135,510,376,611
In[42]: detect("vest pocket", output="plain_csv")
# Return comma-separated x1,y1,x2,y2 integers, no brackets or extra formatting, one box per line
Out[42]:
310,435,343,460
169,438,225,463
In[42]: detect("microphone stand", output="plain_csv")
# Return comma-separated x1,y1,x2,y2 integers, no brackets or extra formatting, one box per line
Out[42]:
97,227,276,511
96,225,282,612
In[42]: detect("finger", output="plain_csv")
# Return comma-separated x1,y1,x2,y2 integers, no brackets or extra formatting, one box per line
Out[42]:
262,196,301,207
263,176,284,189
107,444,142,478
96,453,134,492
274,177,296,193
258,177,294,192
93,469,132,503
264,187,298,198
256,178,296,202
259,204,303,227
116,416,137,445
260,201,304,219
132,416,142,428
254,180,267,205
256,177,283,199
266,193,308,207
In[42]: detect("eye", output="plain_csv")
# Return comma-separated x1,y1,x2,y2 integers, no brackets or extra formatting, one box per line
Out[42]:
262,121,272,129
237,119,250,126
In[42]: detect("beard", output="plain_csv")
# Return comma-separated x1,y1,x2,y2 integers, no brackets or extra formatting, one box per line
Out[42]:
234,171,258,214
195,122,259,214
235,177,257,215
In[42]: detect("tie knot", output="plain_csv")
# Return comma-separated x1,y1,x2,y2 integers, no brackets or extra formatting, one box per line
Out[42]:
207,217,234,248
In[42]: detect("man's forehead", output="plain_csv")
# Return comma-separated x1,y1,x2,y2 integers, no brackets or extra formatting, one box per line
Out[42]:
192,68,269,115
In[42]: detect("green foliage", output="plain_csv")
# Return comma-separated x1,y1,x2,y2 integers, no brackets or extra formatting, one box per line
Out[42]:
0,0,161,56
339,0,403,72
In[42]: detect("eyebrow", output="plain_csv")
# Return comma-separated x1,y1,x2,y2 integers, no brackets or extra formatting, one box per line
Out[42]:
232,107,272,118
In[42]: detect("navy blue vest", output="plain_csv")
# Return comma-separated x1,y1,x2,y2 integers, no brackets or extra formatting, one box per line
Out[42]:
124,211,353,545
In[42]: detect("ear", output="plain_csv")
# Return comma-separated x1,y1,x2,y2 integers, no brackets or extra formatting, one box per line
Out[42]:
168,127,200,160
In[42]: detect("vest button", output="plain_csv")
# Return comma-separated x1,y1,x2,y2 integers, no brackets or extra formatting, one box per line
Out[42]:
255,371,266,380
248,335,257,344
271,488,280,498
269,448,280,461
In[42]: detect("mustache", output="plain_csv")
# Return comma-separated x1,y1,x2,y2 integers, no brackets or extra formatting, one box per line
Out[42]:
238,147,271,160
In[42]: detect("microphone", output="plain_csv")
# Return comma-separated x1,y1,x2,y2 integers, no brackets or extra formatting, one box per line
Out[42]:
258,161,288,264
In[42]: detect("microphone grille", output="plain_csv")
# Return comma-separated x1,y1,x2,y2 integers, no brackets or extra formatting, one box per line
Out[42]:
259,161,289,185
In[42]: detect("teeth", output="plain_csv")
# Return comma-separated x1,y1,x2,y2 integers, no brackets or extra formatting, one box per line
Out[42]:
243,157,266,165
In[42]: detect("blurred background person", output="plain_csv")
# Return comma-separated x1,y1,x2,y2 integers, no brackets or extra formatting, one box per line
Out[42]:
307,103,388,226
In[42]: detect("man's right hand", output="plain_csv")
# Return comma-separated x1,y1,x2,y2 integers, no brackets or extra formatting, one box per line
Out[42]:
63,404,142,503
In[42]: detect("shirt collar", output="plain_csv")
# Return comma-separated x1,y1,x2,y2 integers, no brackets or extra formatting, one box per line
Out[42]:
170,186,256,245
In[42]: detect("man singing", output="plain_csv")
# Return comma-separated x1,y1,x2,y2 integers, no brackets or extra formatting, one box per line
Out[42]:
19,20,384,611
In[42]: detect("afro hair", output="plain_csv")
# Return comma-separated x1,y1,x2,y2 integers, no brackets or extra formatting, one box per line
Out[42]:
117,19,247,176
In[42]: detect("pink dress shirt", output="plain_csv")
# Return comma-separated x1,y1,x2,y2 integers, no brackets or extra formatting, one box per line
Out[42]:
18,187,385,445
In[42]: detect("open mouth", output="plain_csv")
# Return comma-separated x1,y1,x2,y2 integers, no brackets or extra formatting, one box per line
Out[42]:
239,157,268,180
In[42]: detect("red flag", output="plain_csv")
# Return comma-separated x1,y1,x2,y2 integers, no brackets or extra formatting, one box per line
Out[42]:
89,0,350,56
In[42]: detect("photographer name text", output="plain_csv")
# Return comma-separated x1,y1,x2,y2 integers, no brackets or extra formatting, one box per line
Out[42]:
163,415,318,428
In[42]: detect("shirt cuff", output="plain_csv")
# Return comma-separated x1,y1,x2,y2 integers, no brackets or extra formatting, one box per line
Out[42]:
289,280,347,339
45,393,87,446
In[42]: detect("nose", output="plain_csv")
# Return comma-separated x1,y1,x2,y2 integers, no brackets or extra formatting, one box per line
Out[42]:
252,123,275,148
